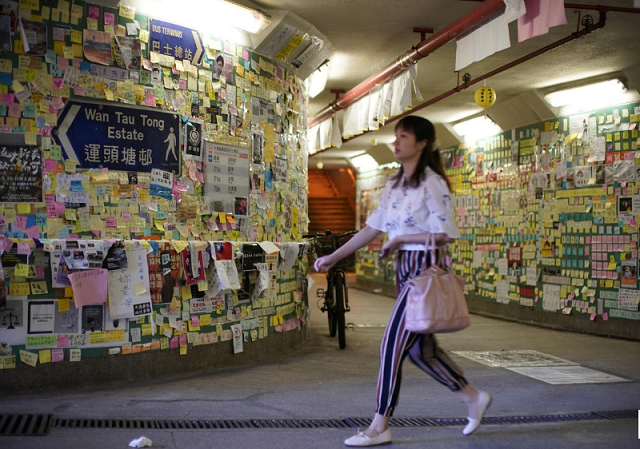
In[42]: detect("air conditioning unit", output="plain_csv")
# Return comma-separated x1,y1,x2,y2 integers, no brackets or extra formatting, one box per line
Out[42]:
250,9,334,80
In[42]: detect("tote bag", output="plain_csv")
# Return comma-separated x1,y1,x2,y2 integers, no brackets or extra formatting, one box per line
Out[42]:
404,233,470,334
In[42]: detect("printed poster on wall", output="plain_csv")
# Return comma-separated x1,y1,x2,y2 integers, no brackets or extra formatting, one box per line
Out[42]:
0,143,43,202
184,119,204,161
107,248,153,319
204,142,250,214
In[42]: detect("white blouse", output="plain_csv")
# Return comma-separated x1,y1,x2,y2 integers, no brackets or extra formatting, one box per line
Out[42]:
366,168,460,251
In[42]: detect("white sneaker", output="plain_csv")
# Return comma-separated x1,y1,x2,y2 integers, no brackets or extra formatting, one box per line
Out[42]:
344,428,392,447
463,391,492,435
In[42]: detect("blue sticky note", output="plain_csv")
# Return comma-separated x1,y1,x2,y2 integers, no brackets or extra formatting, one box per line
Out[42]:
70,180,84,192
0,103,6,116
0,73,12,85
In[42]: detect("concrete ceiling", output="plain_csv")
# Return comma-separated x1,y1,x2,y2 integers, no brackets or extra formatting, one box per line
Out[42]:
251,0,640,164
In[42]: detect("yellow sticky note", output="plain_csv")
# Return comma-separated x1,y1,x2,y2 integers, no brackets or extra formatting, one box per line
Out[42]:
38,350,51,364
219,212,226,224
200,314,211,327
89,331,107,344
63,46,74,59
172,240,189,253
197,280,208,292
65,159,76,173
154,219,165,231
181,285,192,300
25,132,37,145
15,263,29,277
179,345,187,355
139,29,149,43
119,5,135,19
58,298,70,312
134,282,147,295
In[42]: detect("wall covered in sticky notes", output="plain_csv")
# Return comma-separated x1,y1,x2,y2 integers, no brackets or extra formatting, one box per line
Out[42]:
356,102,640,335
0,1,313,370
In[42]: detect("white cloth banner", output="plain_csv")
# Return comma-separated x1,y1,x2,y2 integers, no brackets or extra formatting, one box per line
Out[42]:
504,0,527,23
455,12,511,71
308,115,342,152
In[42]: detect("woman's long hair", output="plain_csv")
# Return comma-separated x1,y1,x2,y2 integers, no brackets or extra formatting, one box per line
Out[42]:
390,116,452,191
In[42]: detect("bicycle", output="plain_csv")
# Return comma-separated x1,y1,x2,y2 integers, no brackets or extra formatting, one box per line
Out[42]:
304,230,357,349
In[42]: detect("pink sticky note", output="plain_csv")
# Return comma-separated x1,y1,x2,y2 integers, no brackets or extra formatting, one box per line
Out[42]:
4,238,14,252
14,215,27,229
602,184,607,190
74,86,86,96
25,225,40,239
57,334,69,348
106,216,117,228
191,316,200,327
44,158,58,174
56,56,69,70
8,103,21,117
88,5,99,19
52,78,64,91
45,193,55,203
170,337,179,348
52,349,64,362
1,93,14,105
242,49,249,61
68,269,108,307
631,218,637,227
17,241,31,255
104,12,115,25
179,334,187,345
55,202,66,214
602,313,608,321
179,79,187,90
36,266,45,280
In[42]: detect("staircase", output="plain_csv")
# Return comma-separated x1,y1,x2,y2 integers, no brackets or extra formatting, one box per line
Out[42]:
308,170,355,235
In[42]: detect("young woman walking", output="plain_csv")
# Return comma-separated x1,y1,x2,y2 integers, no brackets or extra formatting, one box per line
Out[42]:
314,116,491,447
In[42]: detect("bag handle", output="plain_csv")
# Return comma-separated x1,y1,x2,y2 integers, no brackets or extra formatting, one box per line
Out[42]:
423,232,437,268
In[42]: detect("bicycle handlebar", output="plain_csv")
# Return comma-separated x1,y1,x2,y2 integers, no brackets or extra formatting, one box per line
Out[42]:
303,230,358,239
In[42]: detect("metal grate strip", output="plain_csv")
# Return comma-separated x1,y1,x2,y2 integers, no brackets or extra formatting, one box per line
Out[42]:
44,409,640,434
0,414,53,436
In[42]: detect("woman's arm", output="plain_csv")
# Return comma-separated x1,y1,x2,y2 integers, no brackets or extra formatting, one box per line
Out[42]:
314,226,382,272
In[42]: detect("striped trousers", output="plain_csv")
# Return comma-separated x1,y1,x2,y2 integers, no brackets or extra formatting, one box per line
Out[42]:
375,250,468,417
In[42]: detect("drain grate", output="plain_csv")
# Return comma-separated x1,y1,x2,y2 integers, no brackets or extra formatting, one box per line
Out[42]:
0,414,53,436
51,409,637,432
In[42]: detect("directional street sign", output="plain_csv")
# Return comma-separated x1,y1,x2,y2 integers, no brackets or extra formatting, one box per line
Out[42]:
53,100,181,174
149,19,204,66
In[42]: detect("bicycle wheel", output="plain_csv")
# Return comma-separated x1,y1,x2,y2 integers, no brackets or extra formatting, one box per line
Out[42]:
327,286,337,337
335,275,346,349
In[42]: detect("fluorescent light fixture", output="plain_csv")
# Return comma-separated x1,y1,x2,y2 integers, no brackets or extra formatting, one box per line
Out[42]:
452,116,502,142
544,79,627,108
130,0,270,35
351,154,379,172
307,61,330,97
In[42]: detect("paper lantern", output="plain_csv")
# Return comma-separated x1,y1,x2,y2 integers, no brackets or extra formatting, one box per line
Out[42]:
475,86,496,109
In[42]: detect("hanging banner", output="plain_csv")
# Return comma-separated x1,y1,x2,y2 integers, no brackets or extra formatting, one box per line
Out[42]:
149,19,204,66
54,100,181,174
0,141,42,203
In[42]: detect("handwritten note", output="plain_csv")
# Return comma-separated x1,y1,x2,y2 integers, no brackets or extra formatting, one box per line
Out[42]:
68,269,108,306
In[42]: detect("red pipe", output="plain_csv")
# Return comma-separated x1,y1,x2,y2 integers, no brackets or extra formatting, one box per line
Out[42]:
308,1,639,130
307,0,507,128
309,10,607,155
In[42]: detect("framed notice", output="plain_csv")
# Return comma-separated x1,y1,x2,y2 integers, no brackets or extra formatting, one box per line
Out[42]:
204,142,250,214
0,134,43,203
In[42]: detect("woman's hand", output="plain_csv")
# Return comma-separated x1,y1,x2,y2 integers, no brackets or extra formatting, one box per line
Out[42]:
380,237,401,259
314,255,337,273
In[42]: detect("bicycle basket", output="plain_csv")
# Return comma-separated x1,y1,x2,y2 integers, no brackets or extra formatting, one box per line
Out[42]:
315,234,355,268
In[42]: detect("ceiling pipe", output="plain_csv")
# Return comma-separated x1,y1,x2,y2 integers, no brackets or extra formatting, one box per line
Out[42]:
309,9,608,156
456,0,640,15
307,0,507,128
308,1,640,131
